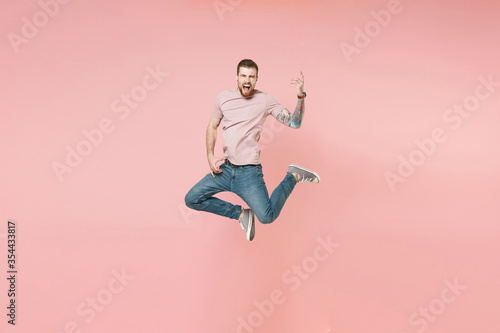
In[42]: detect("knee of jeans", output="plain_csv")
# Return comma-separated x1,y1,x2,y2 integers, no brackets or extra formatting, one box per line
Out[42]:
184,191,197,208
255,212,275,224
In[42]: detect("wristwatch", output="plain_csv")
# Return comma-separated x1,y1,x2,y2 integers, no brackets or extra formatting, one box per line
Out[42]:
298,92,306,99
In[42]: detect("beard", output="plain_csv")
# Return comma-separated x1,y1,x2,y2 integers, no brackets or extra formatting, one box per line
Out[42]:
239,83,254,96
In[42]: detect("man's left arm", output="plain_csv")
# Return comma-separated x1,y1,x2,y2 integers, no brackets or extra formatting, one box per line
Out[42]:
276,71,305,129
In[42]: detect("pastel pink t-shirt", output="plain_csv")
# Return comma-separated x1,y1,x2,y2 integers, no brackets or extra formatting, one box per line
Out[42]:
212,88,285,165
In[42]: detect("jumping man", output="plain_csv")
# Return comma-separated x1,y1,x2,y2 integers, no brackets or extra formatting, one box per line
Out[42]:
185,59,320,241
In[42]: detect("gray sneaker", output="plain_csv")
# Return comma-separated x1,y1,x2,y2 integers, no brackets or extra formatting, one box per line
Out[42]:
239,209,255,241
288,164,321,183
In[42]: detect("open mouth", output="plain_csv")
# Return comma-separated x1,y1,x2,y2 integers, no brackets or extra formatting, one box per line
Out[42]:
242,84,251,93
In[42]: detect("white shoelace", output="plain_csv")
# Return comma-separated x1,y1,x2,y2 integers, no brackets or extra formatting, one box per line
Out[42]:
299,177,315,183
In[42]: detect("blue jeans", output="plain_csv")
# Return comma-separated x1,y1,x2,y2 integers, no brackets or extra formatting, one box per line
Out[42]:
185,162,296,224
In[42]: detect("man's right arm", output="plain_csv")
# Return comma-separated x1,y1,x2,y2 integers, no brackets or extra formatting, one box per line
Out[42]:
206,116,223,176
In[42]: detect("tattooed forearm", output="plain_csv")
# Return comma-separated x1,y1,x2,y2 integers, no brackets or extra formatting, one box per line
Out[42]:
290,98,304,128
277,98,304,128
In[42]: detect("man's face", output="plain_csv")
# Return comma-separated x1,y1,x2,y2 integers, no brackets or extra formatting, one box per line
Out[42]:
236,66,258,97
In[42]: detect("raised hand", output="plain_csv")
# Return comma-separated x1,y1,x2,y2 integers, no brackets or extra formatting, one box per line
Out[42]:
290,71,305,97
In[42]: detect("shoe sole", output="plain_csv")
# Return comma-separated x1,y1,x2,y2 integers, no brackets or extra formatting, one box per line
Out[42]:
247,211,255,241
289,164,321,183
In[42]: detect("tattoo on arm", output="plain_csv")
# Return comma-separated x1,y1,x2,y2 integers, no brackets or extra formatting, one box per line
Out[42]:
276,98,304,128
276,110,291,126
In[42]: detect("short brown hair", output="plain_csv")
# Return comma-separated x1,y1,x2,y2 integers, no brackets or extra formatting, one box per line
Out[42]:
237,59,258,75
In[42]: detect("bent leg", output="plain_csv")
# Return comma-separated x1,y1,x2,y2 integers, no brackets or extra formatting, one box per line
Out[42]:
185,170,242,220
234,165,296,224
266,172,296,222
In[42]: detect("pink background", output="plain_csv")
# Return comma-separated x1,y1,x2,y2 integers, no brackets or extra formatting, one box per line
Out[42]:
1,0,500,332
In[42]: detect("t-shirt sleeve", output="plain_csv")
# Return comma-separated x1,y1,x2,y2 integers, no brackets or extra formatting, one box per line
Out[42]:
266,93,286,119
212,93,223,119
